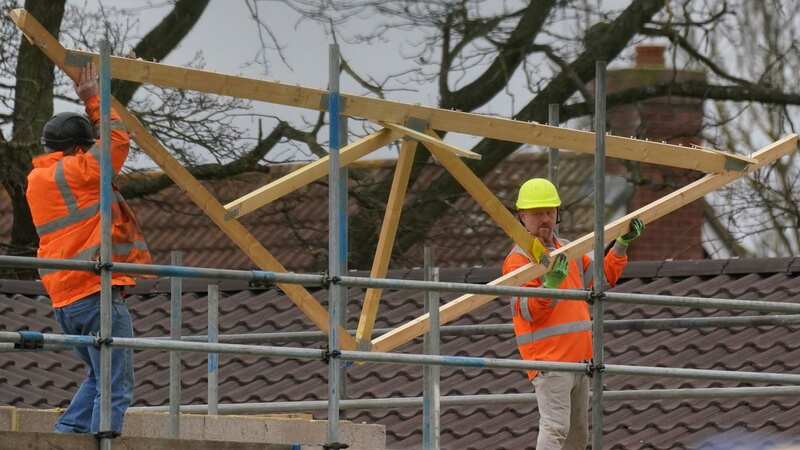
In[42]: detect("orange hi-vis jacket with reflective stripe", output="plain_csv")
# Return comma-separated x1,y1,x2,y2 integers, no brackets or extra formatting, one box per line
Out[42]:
26,96,152,308
502,238,627,379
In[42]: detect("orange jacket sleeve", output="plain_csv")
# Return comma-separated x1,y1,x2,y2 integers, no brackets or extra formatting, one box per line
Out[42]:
603,248,628,287
582,248,628,288
60,95,130,187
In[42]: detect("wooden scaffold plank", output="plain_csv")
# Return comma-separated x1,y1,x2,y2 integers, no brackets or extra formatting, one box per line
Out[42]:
371,134,798,353
9,8,357,350
224,128,400,220
57,45,754,174
354,139,418,347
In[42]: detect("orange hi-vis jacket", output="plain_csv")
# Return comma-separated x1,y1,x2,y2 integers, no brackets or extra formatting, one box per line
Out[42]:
26,96,152,308
502,238,627,379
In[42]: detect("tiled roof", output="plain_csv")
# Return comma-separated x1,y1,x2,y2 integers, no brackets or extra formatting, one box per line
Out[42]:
0,152,595,272
2,258,800,449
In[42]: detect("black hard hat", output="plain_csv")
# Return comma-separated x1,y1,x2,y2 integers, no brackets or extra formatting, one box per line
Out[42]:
41,112,96,152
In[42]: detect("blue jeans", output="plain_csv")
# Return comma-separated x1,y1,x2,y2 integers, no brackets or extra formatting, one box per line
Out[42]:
52,289,134,434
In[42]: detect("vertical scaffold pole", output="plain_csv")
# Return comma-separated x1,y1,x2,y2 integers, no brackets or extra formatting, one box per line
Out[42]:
338,87,350,404
326,43,346,450
547,104,560,187
592,60,608,450
169,250,183,438
422,247,440,450
97,38,113,450
207,283,219,416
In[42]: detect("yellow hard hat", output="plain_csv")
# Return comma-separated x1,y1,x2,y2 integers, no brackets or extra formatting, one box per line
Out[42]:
516,178,561,209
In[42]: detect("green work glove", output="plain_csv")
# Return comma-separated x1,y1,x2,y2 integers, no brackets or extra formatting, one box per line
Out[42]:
617,218,645,246
542,254,568,289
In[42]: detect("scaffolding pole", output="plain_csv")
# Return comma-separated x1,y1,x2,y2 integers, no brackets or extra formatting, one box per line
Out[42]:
131,385,800,414
207,284,219,416
4,332,800,384
97,39,114,450
548,103,560,186
326,43,345,450
169,251,183,438
3,254,800,315
592,60,607,450
422,247,440,450
146,313,800,345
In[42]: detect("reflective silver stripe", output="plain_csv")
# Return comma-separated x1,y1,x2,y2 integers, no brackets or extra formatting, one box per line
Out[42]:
89,143,102,161
36,203,99,236
612,240,628,255
515,320,592,346
510,297,519,316
520,297,533,321
38,240,148,277
35,195,121,237
110,119,126,131
584,260,594,288
54,161,78,213
583,259,609,289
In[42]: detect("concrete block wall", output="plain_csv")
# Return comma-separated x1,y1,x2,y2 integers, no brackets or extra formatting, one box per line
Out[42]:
0,406,386,450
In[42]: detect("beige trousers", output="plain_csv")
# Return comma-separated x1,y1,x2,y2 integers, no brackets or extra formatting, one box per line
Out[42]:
532,371,590,450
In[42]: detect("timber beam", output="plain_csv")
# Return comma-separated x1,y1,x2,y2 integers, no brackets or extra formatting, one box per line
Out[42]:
355,139,418,347
224,128,401,220
371,134,799,353
54,44,753,173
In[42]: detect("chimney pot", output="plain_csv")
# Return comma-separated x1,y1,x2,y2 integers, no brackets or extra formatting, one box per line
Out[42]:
635,45,666,69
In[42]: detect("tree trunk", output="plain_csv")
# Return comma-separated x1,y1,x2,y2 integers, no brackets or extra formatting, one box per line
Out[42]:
1,0,65,278
1,0,210,278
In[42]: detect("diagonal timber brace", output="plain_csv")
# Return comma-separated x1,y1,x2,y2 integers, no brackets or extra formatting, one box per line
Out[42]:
51,44,752,173
355,139,418,347
224,128,401,220
9,8,357,350
371,135,798,353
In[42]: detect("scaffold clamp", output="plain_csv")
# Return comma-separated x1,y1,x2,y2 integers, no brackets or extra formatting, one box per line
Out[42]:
94,430,119,440
322,347,341,364
586,360,605,377
93,260,114,274
587,290,605,305
95,336,114,348
322,271,341,287
14,331,44,350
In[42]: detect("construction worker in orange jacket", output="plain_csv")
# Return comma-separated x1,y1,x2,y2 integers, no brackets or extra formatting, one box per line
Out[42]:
26,63,151,436
503,178,644,450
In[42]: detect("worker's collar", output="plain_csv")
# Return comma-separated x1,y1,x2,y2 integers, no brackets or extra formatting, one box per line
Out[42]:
544,234,561,251
32,151,64,169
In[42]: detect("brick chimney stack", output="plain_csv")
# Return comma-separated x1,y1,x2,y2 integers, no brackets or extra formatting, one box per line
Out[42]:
605,45,706,260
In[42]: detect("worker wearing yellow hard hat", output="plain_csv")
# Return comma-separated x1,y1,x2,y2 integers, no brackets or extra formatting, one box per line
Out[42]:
503,177,644,450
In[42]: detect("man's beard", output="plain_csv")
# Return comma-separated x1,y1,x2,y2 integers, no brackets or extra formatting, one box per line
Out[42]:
534,226,554,244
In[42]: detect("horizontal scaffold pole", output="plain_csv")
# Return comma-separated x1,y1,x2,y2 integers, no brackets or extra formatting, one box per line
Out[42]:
129,386,800,414
3,332,800,385
144,314,800,344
